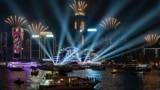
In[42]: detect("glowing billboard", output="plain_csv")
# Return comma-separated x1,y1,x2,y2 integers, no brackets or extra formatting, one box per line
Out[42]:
12,27,24,59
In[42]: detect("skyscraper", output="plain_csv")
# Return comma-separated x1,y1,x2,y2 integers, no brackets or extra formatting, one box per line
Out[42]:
5,15,26,59
70,0,87,48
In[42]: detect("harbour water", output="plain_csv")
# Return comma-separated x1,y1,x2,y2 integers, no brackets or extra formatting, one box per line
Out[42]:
0,66,160,90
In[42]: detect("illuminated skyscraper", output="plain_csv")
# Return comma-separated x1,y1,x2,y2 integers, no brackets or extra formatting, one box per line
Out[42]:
40,32,54,59
70,0,87,47
27,23,56,59
27,22,48,59
12,27,24,59
99,17,120,45
5,15,26,59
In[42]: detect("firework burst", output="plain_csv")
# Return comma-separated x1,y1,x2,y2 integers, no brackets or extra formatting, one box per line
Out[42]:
4,15,26,27
28,22,49,35
70,0,87,16
100,17,120,30
145,34,160,44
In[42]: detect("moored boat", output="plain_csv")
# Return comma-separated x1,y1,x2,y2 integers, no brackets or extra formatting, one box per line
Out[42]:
135,64,152,72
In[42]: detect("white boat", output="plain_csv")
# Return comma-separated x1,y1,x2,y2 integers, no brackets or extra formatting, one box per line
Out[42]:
39,76,99,90
28,68,46,90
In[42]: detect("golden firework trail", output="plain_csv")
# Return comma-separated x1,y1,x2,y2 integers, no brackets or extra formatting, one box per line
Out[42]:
100,17,120,29
145,34,160,44
4,15,26,27
70,0,87,14
28,22,49,35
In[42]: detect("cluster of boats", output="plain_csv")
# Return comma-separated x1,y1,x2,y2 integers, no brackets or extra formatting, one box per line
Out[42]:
29,66,99,90
6,61,103,89
8,60,155,90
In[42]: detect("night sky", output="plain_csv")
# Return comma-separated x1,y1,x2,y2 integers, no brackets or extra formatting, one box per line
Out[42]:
0,0,160,40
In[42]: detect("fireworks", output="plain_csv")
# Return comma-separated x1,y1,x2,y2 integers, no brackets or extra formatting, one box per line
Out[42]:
99,17,120,30
28,22,49,35
145,34,160,44
69,0,87,16
4,15,26,27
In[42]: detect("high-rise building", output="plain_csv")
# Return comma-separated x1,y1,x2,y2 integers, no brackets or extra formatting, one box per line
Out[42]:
30,35,40,59
40,32,54,59
4,15,26,60
70,0,87,48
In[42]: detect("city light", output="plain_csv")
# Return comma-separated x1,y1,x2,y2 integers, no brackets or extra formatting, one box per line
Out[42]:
28,22,49,35
32,35,40,38
46,34,54,38
69,0,88,57
4,15,26,59
87,28,97,32
1,0,160,65
145,34,160,45
69,0,88,16
4,15,26,27
99,17,120,29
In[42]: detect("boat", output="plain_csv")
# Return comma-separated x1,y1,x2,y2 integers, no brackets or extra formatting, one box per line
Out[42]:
29,67,99,90
135,64,152,72
39,76,99,90
110,68,122,74
14,78,25,85
9,67,24,71
28,69,45,90
38,64,73,73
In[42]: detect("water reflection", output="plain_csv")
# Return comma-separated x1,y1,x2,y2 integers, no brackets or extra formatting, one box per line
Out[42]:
1,67,160,90
68,69,102,79
7,68,30,90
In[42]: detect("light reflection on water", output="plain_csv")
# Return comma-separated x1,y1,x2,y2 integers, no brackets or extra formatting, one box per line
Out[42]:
68,69,102,79
0,67,160,90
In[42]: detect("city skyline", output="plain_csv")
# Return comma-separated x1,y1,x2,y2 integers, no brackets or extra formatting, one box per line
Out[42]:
0,0,160,61
0,0,159,37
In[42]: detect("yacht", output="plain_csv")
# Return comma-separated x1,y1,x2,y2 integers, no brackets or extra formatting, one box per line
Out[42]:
39,76,99,90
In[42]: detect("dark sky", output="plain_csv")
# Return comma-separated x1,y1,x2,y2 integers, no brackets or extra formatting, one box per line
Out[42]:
0,0,160,39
